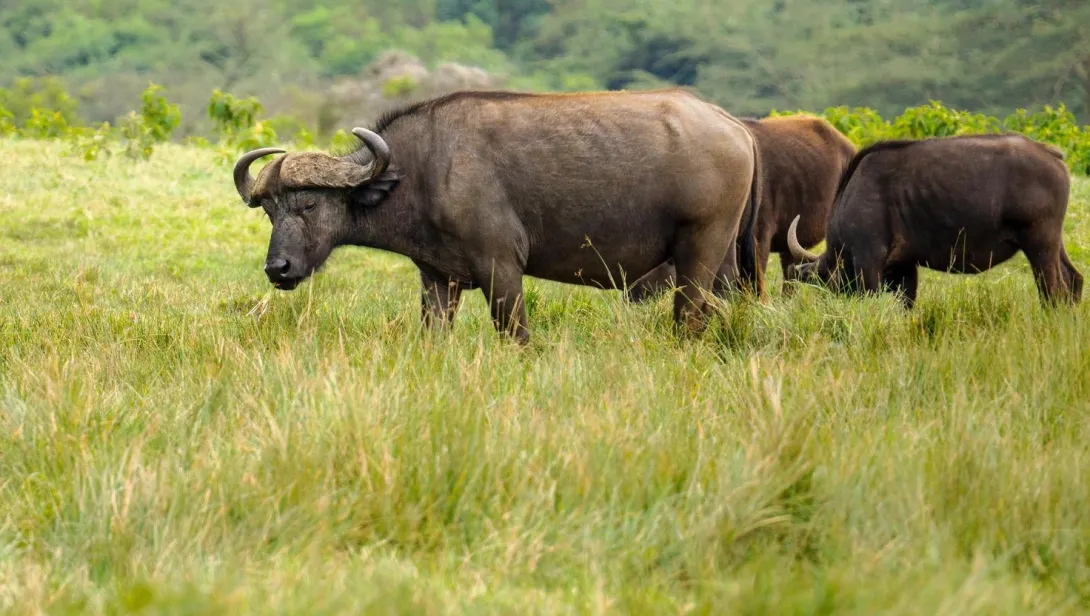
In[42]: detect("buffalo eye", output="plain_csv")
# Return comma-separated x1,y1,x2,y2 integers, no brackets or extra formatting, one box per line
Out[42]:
301,199,317,213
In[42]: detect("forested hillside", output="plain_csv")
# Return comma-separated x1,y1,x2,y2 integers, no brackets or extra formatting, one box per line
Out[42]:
2,0,1088,133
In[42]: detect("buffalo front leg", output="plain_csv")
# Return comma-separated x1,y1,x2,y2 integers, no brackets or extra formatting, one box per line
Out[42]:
856,265,885,297
473,261,530,344
673,225,730,334
418,265,464,329
627,260,676,303
843,245,887,298
882,264,919,309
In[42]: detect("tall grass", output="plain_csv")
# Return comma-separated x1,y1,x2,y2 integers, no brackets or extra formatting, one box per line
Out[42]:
1,140,1089,614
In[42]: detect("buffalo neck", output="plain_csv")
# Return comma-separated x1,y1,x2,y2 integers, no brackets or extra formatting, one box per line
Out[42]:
344,124,436,263
347,187,429,258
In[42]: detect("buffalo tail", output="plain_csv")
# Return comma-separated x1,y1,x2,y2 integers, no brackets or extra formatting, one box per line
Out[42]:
737,137,764,296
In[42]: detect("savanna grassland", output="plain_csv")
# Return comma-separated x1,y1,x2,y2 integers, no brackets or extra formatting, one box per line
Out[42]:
2,139,1090,614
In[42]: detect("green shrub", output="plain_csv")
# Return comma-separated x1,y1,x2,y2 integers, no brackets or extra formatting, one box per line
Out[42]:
117,84,182,160
139,83,181,143
231,120,278,152
560,73,601,92
820,105,892,147
891,101,1001,139
207,90,279,159
812,102,1090,176
382,75,418,99
1004,104,1090,175
67,122,114,161
0,77,80,127
21,108,70,139
329,128,356,152
208,90,264,140
0,107,14,137
292,127,315,149
120,112,155,160
185,135,212,148
267,115,316,149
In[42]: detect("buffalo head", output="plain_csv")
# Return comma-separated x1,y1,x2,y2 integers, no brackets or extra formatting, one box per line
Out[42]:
233,128,394,290
786,215,846,291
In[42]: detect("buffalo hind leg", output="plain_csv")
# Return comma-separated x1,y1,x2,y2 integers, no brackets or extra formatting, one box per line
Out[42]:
418,265,464,329
673,225,730,334
712,239,741,298
627,260,676,303
1021,231,1073,306
473,261,530,344
882,264,919,309
1061,247,1083,303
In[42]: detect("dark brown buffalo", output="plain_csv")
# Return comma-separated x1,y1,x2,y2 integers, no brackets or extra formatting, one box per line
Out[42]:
786,134,1083,307
628,114,855,301
231,89,760,343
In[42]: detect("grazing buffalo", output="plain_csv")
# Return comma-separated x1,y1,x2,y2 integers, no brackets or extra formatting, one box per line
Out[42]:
785,134,1083,307
627,114,855,301
232,89,760,343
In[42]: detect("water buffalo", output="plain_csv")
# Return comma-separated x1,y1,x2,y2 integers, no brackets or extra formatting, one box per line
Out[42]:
785,133,1083,307
232,89,761,343
627,114,855,301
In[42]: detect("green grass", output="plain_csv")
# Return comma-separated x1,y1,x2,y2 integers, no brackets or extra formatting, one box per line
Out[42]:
2,139,1090,614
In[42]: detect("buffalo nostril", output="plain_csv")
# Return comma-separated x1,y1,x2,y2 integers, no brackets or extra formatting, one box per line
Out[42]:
265,257,290,276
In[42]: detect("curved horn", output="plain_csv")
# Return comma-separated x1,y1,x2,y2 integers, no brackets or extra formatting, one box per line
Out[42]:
233,147,285,205
351,127,390,179
787,215,821,262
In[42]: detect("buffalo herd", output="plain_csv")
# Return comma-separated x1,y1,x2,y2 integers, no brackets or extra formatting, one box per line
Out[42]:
232,88,1083,343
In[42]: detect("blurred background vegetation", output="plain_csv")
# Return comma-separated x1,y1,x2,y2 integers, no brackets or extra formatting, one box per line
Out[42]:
1,0,1088,138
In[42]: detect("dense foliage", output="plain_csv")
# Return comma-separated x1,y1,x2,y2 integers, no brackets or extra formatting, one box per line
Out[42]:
1,0,1087,130
5,82,1087,176
776,102,1090,175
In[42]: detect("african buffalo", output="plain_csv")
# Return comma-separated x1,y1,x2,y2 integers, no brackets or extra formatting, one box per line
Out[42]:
785,134,1083,307
627,114,855,301
232,89,760,343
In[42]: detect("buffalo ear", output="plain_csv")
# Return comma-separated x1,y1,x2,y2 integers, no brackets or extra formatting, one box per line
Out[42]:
349,167,401,208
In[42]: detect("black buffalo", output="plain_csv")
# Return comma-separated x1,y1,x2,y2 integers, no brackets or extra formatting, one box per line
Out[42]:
628,114,856,300
786,134,1083,307
232,89,761,343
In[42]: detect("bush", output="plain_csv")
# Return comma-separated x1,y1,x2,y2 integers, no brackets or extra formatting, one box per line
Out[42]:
119,83,182,160
382,75,419,99
1004,104,1090,176
0,77,80,127
208,90,263,138
22,108,70,139
1,82,1086,178
779,102,1090,176
818,106,892,147
329,128,356,152
139,83,181,143
267,115,316,149
890,101,1001,139
67,122,114,161
207,90,279,160
0,107,14,137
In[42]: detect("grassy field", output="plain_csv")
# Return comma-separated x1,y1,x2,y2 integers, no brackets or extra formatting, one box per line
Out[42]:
2,139,1090,614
